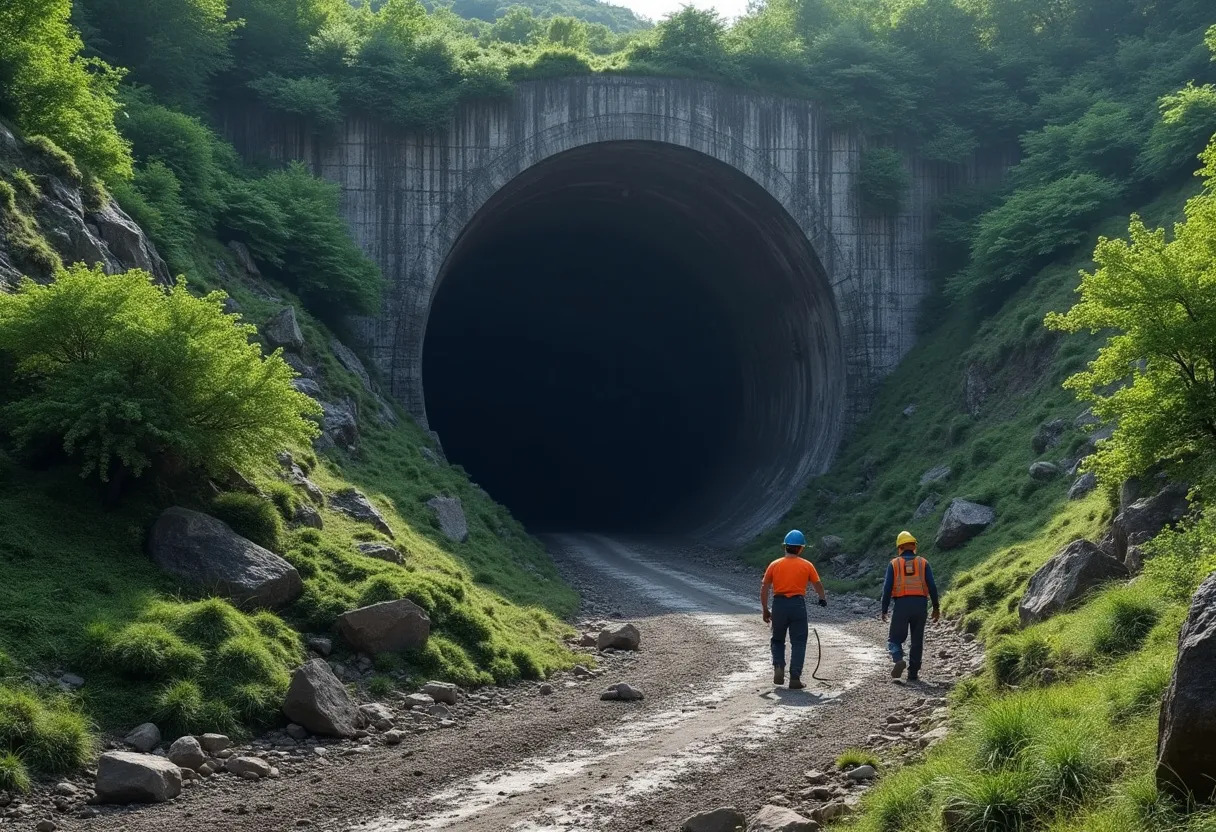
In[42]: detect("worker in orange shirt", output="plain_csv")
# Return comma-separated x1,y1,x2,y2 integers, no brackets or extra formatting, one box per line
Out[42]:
760,530,827,689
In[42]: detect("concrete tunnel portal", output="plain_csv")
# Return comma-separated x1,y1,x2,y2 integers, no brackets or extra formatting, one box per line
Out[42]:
422,141,846,542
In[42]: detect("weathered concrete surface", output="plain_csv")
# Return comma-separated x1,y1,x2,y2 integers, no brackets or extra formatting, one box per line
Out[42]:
225,76,981,540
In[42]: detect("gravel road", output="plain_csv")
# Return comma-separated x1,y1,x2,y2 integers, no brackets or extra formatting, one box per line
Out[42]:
52,535,966,832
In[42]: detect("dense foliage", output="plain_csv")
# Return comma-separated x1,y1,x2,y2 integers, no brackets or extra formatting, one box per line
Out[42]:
0,265,320,487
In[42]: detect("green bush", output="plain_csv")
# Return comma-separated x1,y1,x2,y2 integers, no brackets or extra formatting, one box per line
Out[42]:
944,768,1038,832
1033,724,1110,806
0,264,321,487
25,135,81,183
948,174,1121,301
837,748,881,770
248,74,343,127
212,493,283,550
111,161,197,273
976,699,1036,768
0,686,94,774
859,146,910,215
1089,591,1160,657
154,679,204,735
102,621,207,679
368,675,393,698
266,481,301,519
0,751,30,793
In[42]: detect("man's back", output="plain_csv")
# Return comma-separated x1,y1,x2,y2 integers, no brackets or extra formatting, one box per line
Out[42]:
764,556,820,596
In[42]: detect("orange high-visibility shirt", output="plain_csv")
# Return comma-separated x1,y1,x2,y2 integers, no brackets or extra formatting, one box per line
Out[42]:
764,557,821,597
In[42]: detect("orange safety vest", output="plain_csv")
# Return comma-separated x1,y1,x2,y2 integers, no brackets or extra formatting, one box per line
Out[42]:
890,556,929,598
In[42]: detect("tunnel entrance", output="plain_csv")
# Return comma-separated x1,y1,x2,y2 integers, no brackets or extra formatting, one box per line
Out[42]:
422,141,844,540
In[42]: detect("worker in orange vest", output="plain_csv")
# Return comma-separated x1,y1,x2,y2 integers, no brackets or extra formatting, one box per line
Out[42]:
761,530,827,689
880,531,940,682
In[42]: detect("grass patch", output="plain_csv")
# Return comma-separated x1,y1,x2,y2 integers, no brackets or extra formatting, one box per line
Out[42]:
837,748,881,770
0,750,30,793
211,491,283,550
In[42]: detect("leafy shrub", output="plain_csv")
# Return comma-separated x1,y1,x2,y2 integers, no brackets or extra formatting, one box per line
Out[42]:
212,492,283,550
0,264,320,486
1143,510,1216,602
248,74,343,127
110,161,197,273
1138,82,1216,182
949,174,1121,301
859,147,910,215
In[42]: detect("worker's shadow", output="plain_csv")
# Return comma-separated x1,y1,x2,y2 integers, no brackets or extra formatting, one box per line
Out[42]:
762,686,835,707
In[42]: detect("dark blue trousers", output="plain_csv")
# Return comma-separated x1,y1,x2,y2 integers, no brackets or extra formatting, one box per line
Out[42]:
888,596,928,672
770,595,809,676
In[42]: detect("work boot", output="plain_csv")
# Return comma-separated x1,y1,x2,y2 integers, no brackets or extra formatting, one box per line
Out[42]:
774,668,785,685
789,676,806,690
891,659,906,679
907,671,920,682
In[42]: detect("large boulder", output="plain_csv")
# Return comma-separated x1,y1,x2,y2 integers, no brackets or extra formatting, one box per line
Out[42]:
935,499,995,549
263,306,305,352
167,736,206,771
912,493,941,521
329,489,394,538
283,659,358,738
1028,461,1060,481
426,496,469,543
748,805,819,831
1112,484,1189,562
148,508,302,608
1031,418,1070,454
597,623,641,651
338,599,431,654
1068,472,1098,500
95,752,182,804
315,399,359,453
1018,540,1128,626
330,338,373,392
356,541,403,564
1158,570,1216,801
123,723,161,753
681,807,746,832
919,465,951,487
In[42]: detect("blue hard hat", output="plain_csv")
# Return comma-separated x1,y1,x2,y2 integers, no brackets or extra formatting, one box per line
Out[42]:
784,530,806,546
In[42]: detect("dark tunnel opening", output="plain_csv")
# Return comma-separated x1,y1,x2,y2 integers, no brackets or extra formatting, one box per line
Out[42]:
423,142,845,540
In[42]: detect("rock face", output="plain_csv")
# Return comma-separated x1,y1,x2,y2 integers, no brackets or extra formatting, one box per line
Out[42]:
316,399,359,453
1112,484,1189,562
681,807,746,832
283,659,359,738
1018,540,1129,626
148,508,303,608
337,599,431,654
331,338,373,391
1158,570,1216,801
426,496,469,543
167,736,206,771
329,489,394,537
749,805,819,832
124,723,161,753
1032,418,1070,453
89,200,171,285
935,499,995,549
95,752,182,804
356,541,403,564
1068,472,1098,500
263,306,305,352
597,623,641,651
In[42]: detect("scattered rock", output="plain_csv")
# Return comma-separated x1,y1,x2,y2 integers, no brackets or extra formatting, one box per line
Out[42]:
124,723,161,753
1068,472,1098,500
1032,418,1070,454
95,752,182,804
403,693,435,708
329,489,394,538
1112,484,1190,562
199,734,232,755
920,726,949,748
263,306,305,352
427,704,451,719
578,633,597,648
912,493,941,521
53,782,77,797
37,820,57,832
426,496,469,543
600,683,644,702
919,465,952,487
1158,569,1216,801
596,623,641,651
1028,461,1060,481
283,659,359,738
539,683,554,695
935,499,995,549
338,599,431,654
383,729,407,745
812,801,850,823
902,404,918,418
681,807,746,832
846,765,877,781
1125,544,1145,575
167,736,206,771
423,682,458,705
285,723,309,741
226,756,272,779
148,507,303,608
356,541,403,564
963,362,990,416
58,673,84,689
1019,539,1128,626
803,769,828,785
307,637,333,657
748,804,819,831
820,536,844,556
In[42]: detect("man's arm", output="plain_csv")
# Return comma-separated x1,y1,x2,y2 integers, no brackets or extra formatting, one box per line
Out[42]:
880,562,894,620
760,576,772,623
811,579,826,605
926,562,941,620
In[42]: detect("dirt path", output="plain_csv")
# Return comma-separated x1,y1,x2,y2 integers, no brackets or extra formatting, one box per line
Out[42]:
62,536,962,832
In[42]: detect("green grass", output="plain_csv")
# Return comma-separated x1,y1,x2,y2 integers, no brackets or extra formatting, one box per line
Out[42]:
0,750,31,793
837,748,882,770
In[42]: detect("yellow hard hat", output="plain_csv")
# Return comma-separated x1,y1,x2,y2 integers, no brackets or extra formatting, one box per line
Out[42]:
896,531,917,548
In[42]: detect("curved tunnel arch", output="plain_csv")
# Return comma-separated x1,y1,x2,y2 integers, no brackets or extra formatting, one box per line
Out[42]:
419,140,845,542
